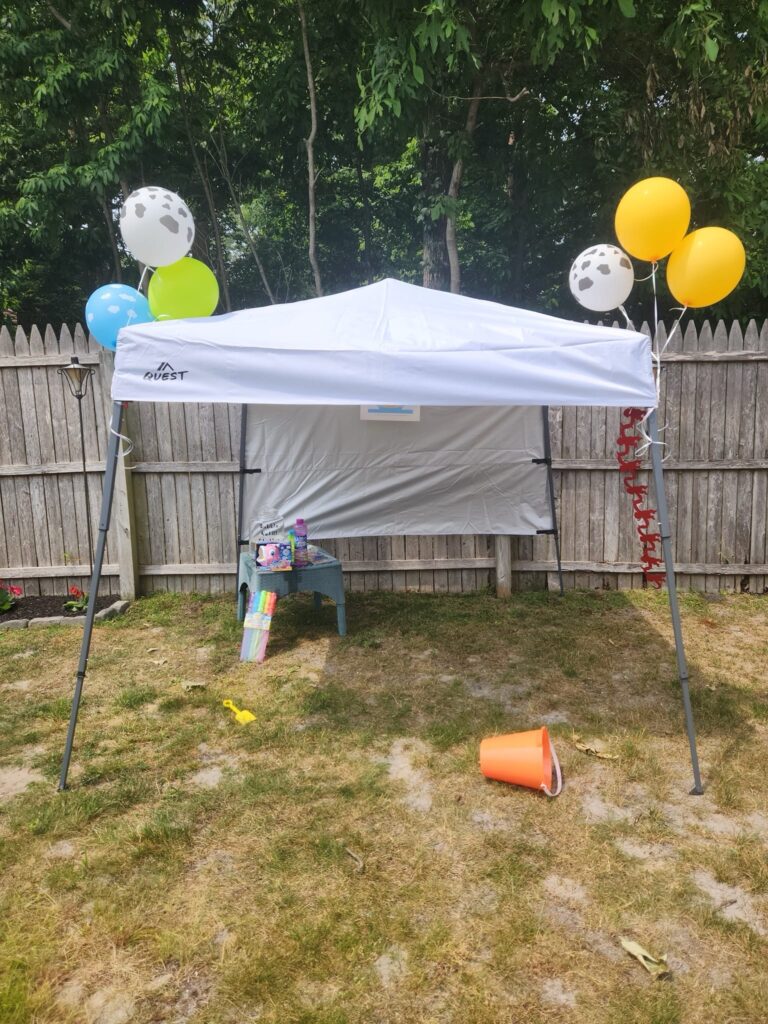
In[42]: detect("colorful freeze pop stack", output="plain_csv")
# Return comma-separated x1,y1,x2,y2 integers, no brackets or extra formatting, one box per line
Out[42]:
240,590,278,662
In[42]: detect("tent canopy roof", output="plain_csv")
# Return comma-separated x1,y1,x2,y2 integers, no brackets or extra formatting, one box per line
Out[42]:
113,277,656,407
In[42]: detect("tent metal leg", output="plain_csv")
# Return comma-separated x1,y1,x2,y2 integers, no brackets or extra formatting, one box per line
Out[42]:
235,404,249,603
58,401,124,791
648,410,704,795
542,406,564,596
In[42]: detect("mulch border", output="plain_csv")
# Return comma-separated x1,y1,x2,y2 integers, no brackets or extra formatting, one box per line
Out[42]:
0,599,131,631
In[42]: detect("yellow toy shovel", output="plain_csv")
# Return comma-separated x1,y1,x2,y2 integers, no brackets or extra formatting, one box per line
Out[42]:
222,699,256,724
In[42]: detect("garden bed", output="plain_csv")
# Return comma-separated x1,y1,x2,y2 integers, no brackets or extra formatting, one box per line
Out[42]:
0,594,115,622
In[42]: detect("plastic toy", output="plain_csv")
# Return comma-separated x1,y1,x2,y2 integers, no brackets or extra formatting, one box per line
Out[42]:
240,590,279,662
222,699,256,724
480,727,562,796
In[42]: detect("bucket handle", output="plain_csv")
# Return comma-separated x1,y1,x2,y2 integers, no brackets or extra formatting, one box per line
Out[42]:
540,738,563,798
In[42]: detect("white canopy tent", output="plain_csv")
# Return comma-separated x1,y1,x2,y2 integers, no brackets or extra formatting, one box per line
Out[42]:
59,280,703,794
110,277,657,407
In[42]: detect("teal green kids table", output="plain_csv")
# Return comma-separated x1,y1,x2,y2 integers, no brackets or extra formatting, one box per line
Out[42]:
237,547,347,636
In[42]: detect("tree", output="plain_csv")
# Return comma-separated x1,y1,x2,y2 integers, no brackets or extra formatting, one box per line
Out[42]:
0,1,180,322
0,0,766,328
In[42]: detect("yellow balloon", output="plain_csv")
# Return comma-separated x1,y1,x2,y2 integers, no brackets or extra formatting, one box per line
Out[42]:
666,227,745,308
615,177,690,262
148,257,219,320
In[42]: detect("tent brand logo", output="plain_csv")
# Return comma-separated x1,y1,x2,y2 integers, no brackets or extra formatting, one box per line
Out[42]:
143,361,189,382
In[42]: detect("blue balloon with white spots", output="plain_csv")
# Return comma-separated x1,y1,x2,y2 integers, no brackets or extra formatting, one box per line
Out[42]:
85,284,153,350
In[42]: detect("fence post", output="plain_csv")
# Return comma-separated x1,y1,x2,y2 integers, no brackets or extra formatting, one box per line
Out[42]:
495,536,511,597
97,349,138,599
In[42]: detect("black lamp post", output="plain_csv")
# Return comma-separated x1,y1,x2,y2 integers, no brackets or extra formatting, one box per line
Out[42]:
58,357,96,579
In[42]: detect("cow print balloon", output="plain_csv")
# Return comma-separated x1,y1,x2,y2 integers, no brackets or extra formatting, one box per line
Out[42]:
119,186,195,268
568,243,634,313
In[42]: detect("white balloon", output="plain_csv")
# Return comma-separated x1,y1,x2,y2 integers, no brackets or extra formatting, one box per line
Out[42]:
568,243,634,312
119,186,195,267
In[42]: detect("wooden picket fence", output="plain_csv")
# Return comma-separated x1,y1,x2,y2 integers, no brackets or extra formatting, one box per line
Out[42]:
0,318,767,597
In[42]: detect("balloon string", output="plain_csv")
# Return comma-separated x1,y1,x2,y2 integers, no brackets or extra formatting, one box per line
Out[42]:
636,303,687,460
110,427,134,458
137,266,150,294
660,306,687,356
650,261,659,339
618,304,635,330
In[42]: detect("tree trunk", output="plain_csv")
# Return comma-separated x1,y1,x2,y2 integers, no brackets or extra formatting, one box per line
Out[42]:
446,80,483,294
298,0,323,297
421,132,450,291
214,124,276,304
100,195,122,282
506,133,527,303
355,152,375,283
171,46,232,312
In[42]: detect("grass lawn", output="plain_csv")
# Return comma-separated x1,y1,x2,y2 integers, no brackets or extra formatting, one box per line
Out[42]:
1,587,767,1024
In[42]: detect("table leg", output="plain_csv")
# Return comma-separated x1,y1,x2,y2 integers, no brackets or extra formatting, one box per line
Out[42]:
336,602,347,637
313,591,323,611
237,584,247,622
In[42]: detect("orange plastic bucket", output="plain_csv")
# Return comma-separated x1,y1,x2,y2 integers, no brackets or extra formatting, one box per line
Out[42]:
480,727,562,796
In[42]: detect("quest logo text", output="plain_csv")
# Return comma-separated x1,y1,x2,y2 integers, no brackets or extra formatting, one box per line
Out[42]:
143,362,189,382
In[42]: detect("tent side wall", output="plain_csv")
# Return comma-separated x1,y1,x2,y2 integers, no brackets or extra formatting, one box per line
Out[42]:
240,405,555,542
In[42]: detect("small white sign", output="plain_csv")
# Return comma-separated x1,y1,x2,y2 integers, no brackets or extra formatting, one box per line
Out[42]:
360,404,421,422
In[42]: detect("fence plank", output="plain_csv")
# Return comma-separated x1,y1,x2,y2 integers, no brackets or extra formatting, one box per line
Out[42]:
376,534,394,592
13,328,47,596
44,324,80,593
750,330,768,593
0,329,18,580
495,536,512,597
0,354,100,368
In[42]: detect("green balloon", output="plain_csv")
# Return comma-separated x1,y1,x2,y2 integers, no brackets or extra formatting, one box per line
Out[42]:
148,257,219,320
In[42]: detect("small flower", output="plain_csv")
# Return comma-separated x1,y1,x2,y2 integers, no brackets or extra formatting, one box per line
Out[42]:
69,585,84,598
0,580,20,612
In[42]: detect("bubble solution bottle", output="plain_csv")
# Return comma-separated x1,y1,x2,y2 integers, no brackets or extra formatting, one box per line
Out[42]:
293,518,309,566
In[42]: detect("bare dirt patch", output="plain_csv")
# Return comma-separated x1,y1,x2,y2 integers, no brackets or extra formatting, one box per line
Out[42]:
384,737,433,812
616,838,675,870
48,839,77,859
692,869,767,935
541,977,578,1008
189,743,242,789
85,988,136,1024
581,790,634,824
0,678,32,691
0,764,44,801
374,946,408,989
544,874,589,905
463,677,528,710
190,765,224,789
469,808,510,832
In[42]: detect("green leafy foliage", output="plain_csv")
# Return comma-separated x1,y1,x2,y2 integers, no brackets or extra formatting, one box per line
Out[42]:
0,0,765,327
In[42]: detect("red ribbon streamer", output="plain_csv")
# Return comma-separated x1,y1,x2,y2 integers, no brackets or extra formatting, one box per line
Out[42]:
616,409,666,589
